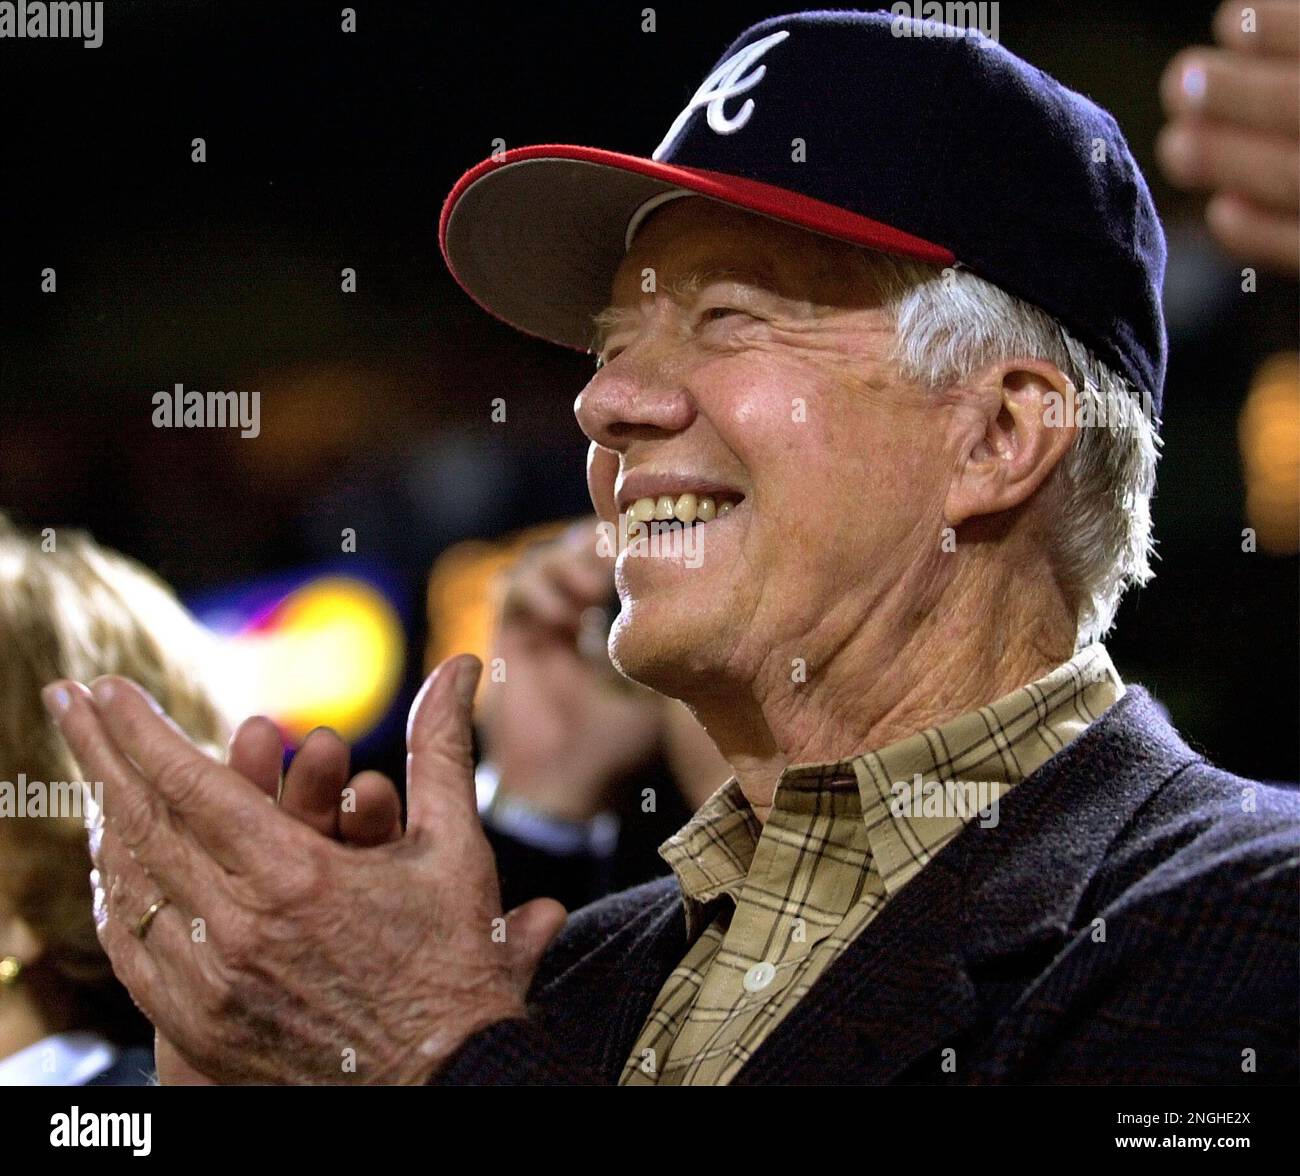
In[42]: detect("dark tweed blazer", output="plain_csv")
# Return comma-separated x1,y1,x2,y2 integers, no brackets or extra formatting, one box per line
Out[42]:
436,686,1299,1085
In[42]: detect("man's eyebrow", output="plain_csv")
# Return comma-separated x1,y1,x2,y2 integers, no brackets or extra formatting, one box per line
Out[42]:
589,264,778,353
663,264,776,298
589,306,639,356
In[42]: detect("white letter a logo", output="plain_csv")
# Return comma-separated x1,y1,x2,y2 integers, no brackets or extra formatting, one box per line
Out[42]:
652,30,791,160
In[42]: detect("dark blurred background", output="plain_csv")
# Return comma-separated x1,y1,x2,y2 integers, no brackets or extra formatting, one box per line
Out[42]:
1,0,1296,783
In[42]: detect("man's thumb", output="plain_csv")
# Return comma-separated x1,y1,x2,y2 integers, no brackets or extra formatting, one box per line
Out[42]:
503,898,568,988
405,654,482,834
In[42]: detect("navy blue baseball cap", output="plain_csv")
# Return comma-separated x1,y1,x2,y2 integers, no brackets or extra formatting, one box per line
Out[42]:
440,9,1167,417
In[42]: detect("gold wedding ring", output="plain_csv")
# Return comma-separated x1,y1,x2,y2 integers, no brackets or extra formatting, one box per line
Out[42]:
134,896,170,940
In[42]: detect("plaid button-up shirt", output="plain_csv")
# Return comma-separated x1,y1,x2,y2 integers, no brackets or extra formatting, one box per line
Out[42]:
620,643,1125,1085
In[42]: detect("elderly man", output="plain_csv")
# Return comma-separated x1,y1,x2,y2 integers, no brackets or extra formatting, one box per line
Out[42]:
43,10,1298,1085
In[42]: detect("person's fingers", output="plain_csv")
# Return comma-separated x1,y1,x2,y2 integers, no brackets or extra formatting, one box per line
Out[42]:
1207,191,1300,271
502,898,568,989
97,822,193,959
280,727,350,837
233,720,400,846
502,530,611,629
1215,0,1300,57
500,563,587,631
1161,48,1300,136
83,676,277,872
1157,119,1300,209
91,825,195,1045
561,516,617,574
550,543,616,605
42,680,230,905
340,770,403,846
95,873,197,1060
94,888,170,1021
227,716,283,801
404,656,482,839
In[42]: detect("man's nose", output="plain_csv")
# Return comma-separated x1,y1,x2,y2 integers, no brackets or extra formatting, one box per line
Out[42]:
574,350,696,450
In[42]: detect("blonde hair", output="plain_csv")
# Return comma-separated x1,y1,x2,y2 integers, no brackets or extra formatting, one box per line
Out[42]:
0,514,231,1039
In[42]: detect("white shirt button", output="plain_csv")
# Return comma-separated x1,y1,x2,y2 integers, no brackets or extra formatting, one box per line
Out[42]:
743,961,776,992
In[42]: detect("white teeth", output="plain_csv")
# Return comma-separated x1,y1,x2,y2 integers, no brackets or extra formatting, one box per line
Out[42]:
624,493,738,525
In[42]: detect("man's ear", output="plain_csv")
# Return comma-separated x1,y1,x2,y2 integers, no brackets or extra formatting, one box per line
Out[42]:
945,359,1077,528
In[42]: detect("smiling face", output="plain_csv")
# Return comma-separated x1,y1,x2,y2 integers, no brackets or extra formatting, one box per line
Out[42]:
575,198,966,709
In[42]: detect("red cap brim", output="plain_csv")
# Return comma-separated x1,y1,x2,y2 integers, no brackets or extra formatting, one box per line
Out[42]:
439,144,955,352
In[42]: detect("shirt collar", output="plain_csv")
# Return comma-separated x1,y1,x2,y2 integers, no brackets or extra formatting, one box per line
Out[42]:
660,643,1124,934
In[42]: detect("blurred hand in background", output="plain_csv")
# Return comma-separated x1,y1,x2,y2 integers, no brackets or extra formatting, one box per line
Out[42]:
475,519,665,822
1159,0,1300,272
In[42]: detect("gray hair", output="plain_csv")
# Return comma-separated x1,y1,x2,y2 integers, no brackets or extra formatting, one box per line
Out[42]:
854,252,1161,647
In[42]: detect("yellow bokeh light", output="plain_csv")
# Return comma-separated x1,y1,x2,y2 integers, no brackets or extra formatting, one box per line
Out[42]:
1239,353,1300,555
225,577,404,743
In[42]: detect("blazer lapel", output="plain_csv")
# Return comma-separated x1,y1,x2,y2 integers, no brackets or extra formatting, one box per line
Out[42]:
734,827,981,1084
525,877,691,1081
735,687,1200,1084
